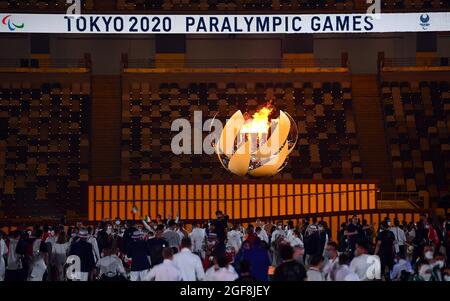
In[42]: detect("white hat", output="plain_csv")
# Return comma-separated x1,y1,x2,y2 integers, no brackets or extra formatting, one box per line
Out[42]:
132,230,143,239
78,229,89,238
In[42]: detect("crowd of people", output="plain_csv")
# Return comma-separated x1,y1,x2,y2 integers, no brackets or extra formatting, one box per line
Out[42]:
0,211,449,281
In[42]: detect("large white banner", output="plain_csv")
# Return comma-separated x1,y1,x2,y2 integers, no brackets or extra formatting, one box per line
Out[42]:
1,13,449,34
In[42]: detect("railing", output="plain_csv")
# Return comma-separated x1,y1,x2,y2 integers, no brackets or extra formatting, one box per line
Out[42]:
382,57,450,68
0,58,87,69
378,191,423,209
126,58,346,69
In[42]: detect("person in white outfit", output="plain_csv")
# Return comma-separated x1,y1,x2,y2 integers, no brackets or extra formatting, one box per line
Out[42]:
255,220,269,241
334,254,360,281
87,227,101,262
5,231,23,281
175,224,186,241
289,229,304,248
323,241,339,281
189,222,207,259
51,231,70,281
146,247,182,281
163,220,181,250
286,221,295,241
255,226,269,244
96,248,127,280
417,245,435,281
307,255,325,281
226,226,243,253
390,219,407,256
390,253,413,281
271,222,286,243
28,229,47,281
205,255,238,281
173,237,205,281
0,232,8,281
44,229,57,281
350,241,381,281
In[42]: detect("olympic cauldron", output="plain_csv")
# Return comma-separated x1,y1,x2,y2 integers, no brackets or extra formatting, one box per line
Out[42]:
213,103,298,177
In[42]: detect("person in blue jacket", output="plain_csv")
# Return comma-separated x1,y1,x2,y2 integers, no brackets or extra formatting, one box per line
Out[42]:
242,238,271,281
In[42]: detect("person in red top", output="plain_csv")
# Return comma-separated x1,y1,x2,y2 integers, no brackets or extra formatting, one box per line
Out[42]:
41,225,51,243
445,218,450,267
426,221,440,248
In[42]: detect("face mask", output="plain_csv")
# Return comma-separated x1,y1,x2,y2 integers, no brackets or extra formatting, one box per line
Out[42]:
324,251,332,259
425,225,430,229
106,226,112,235
115,220,121,226
387,222,391,226
424,251,434,260
318,226,324,231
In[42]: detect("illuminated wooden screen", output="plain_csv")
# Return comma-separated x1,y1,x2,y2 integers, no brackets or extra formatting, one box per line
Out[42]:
88,182,378,222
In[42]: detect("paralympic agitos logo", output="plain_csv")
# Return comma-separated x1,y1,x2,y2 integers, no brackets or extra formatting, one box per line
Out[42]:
2,15,24,31
419,14,430,30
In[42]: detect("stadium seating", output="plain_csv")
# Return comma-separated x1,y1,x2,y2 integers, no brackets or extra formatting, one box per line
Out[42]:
121,80,362,181
0,0,95,10
116,0,356,11
0,81,90,216
115,0,448,11
1,0,446,11
381,80,450,199
382,0,448,9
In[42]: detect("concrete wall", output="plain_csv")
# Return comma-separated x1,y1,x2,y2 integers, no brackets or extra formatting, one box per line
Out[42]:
0,35,30,59
314,33,417,73
437,33,450,58
186,34,282,60
1,33,449,74
50,34,155,74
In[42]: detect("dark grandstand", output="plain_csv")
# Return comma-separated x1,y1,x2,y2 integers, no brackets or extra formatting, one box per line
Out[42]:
0,0,449,231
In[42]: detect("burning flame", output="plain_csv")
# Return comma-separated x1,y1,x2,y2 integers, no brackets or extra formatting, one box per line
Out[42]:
240,103,274,137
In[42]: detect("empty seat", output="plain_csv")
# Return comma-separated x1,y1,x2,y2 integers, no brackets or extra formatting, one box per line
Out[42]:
382,80,450,199
120,80,361,181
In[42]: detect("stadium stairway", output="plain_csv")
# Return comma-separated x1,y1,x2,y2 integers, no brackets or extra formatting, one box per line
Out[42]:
351,74,393,189
91,75,122,181
377,200,418,210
